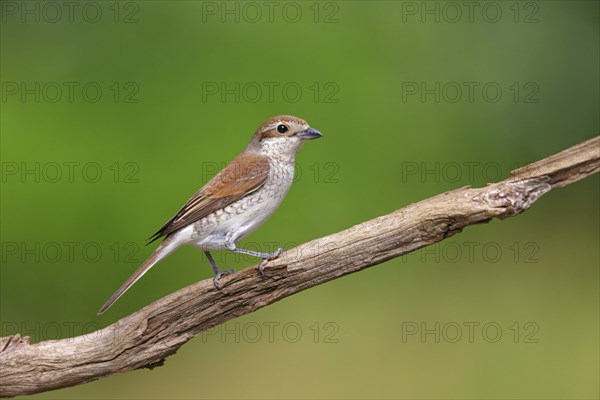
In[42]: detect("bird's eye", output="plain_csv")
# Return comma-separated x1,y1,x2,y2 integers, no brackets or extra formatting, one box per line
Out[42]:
276,124,288,134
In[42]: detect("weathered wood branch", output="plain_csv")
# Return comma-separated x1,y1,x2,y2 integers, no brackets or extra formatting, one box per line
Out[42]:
1,136,598,398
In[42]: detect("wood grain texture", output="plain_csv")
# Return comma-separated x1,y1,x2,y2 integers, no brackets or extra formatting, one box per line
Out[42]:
1,136,598,398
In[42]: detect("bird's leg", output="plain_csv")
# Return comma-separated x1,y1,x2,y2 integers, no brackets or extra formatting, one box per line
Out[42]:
205,251,235,289
225,244,284,275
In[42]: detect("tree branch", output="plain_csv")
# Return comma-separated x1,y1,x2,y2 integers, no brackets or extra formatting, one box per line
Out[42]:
1,136,598,398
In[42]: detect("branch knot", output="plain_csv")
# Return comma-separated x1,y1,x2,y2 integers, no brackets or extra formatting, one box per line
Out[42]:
473,177,551,217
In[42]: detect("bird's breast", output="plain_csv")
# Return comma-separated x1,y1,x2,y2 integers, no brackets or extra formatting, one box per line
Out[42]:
191,162,295,249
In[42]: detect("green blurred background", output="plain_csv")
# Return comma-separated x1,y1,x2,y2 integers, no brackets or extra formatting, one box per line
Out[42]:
1,1,598,398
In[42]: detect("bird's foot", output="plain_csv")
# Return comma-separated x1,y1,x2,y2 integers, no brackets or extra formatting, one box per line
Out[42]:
258,248,284,276
213,267,236,289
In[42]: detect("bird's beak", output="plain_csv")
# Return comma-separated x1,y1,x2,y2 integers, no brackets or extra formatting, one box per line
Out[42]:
296,127,323,140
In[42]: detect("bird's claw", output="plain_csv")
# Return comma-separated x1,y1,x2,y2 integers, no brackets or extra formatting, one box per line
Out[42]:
213,268,236,289
258,248,284,275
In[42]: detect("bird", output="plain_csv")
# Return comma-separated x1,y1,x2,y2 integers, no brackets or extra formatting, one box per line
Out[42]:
98,115,322,314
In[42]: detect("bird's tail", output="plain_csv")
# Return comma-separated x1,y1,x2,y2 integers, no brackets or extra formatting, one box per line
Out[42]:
97,235,181,315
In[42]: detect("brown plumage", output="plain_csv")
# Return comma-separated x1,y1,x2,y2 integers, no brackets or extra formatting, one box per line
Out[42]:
148,154,270,243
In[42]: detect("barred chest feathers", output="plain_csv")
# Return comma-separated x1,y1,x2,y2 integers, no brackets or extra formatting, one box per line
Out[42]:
189,158,296,249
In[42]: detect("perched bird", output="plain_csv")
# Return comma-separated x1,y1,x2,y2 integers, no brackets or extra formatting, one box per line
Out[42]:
98,115,322,314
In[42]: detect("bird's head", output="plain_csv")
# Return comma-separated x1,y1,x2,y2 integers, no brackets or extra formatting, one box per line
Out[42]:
247,115,322,159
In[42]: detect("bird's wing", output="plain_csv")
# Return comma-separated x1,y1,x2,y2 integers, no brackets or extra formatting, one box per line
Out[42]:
147,153,270,243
